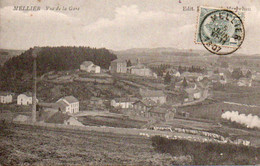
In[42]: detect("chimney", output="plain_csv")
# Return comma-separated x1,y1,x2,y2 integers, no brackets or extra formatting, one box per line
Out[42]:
31,47,41,123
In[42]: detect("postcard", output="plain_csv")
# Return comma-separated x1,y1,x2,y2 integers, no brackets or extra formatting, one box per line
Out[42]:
0,0,259,165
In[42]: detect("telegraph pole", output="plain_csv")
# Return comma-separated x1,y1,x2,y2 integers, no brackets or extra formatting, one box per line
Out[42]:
32,47,40,123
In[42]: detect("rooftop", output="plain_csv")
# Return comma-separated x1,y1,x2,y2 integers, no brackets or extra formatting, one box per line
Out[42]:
133,99,157,107
62,96,79,103
111,59,127,63
81,61,93,67
113,97,139,103
56,100,70,108
19,92,33,97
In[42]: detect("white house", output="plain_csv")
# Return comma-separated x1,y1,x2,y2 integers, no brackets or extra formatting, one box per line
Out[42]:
237,78,252,87
56,96,79,114
111,97,139,109
17,92,37,105
110,59,127,73
0,92,13,104
129,65,157,78
140,89,166,104
80,61,101,73
184,88,202,102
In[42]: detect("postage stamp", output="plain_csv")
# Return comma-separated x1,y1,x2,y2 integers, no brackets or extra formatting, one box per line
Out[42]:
195,6,245,55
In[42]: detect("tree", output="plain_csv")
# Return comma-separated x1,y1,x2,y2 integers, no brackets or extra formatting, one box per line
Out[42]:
245,70,252,78
178,66,184,74
126,60,132,67
164,72,171,84
182,77,188,88
231,68,243,80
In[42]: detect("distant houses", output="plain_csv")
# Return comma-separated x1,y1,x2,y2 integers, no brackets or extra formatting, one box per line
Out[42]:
17,92,38,105
133,99,157,117
80,61,101,73
184,88,202,102
0,92,13,104
140,89,166,104
132,99,175,121
111,97,139,109
110,59,127,73
56,96,79,114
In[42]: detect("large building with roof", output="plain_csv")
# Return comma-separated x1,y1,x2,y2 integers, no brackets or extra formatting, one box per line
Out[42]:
111,97,139,109
140,89,166,104
128,64,157,78
17,92,38,105
80,61,101,73
110,59,127,73
56,96,79,114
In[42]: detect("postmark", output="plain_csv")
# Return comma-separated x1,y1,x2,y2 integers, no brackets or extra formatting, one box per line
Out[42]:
196,7,245,55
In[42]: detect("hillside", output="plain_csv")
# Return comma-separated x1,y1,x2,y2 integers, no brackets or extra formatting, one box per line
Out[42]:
0,46,117,92
112,47,207,57
0,49,25,66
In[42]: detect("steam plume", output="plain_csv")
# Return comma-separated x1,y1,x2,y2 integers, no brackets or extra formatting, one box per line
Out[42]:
221,111,260,129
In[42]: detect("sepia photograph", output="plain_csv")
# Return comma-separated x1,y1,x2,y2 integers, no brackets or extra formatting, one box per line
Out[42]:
0,0,259,165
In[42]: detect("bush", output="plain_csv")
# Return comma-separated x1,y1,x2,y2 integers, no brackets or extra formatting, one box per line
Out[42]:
151,136,260,165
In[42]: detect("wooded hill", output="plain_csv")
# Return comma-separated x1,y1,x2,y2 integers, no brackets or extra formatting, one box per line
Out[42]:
0,46,117,92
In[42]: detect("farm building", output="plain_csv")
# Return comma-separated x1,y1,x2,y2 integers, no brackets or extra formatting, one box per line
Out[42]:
148,107,175,121
164,68,180,77
0,92,13,104
56,96,79,114
184,88,202,102
128,64,157,78
80,61,101,73
111,97,139,109
132,99,157,117
140,89,166,104
110,59,127,73
90,97,104,106
17,92,38,105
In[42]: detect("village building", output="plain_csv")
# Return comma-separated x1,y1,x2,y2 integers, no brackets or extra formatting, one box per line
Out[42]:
110,59,127,73
140,89,166,104
132,99,175,121
164,68,181,77
197,75,209,82
237,78,252,87
80,61,101,73
148,107,175,121
181,72,201,79
0,92,13,104
128,64,157,78
56,96,79,114
17,92,38,105
132,99,157,117
90,97,104,106
111,97,139,109
210,74,227,84
184,88,202,102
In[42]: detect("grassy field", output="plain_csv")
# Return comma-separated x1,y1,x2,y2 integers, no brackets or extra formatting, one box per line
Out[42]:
1,122,259,165
0,122,190,165
78,116,146,128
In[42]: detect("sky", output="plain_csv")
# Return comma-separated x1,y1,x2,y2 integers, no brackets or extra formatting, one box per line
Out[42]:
0,0,259,54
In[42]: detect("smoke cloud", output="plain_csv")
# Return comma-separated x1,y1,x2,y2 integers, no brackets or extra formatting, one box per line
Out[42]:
221,111,260,129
